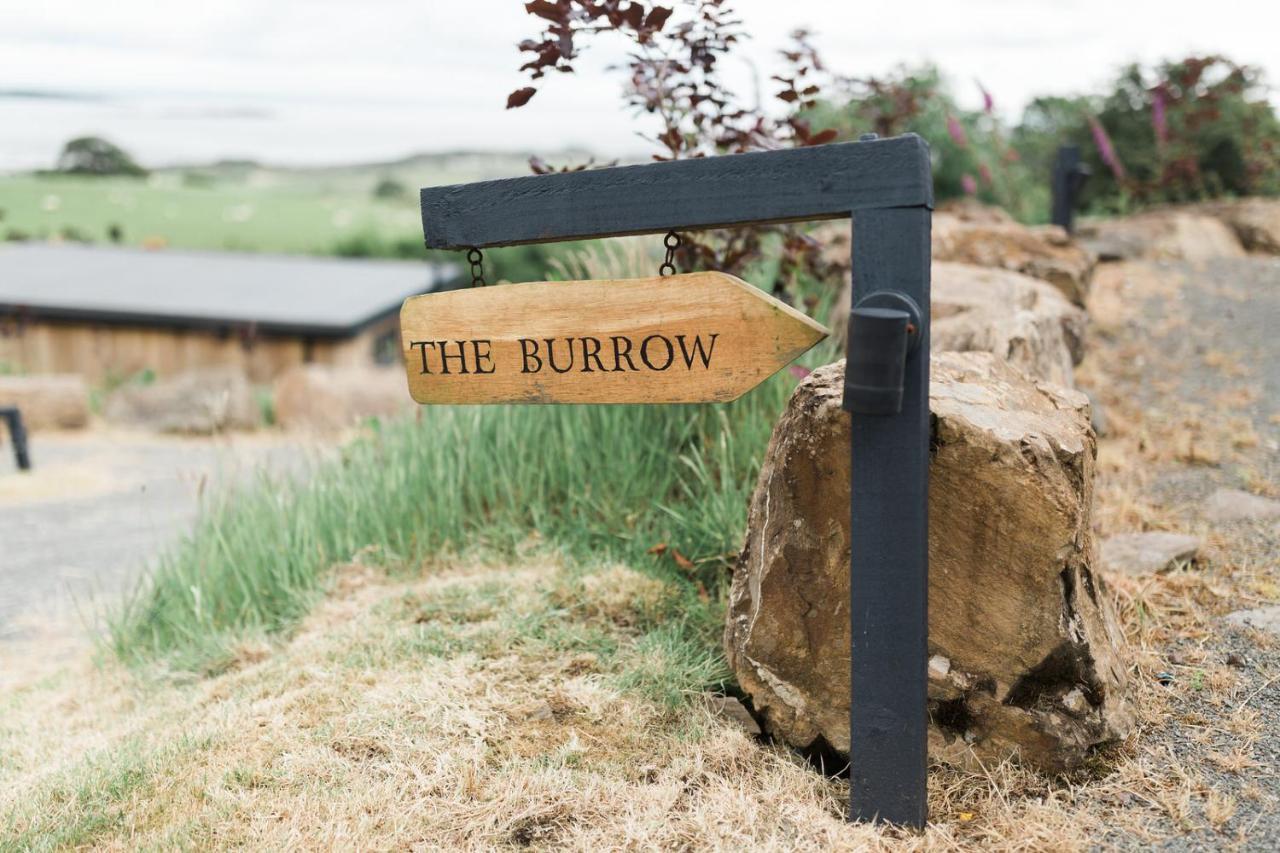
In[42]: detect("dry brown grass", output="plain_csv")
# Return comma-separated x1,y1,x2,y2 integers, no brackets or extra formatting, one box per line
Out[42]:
2,553,1267,851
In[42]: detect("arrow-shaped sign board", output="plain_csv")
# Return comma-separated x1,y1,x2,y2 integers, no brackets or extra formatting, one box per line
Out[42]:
399,272,828,404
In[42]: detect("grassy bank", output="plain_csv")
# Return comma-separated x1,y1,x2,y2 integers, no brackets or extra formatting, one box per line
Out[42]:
107,355,830,674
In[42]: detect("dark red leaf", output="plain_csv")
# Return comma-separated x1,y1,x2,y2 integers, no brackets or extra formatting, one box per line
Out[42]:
644,5,673,30
806,128,838,146
525,1,563,22
506,87,538,109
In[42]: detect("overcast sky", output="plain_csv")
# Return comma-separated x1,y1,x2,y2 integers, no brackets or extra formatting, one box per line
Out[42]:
2,0,1278,168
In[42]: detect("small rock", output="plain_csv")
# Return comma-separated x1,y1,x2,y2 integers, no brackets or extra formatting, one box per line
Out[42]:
1100,532,1200,575
1225,653,1246,668
1225,606,1280,637
1203,488,1280,523
1062,688,1090,715
526,702,555,722
704,694,761,736
928,655,952,680
1168,651,1186,666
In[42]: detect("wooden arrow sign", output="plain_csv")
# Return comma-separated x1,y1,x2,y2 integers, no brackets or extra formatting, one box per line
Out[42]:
399,272,828,404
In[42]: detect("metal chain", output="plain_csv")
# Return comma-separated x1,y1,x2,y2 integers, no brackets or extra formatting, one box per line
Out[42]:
659,231,680,276
466,248,487,287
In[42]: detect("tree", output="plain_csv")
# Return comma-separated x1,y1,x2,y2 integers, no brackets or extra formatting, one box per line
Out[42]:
55,136,148,177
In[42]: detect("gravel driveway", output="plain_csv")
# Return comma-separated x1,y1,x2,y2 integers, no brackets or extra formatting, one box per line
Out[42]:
0,430,313,640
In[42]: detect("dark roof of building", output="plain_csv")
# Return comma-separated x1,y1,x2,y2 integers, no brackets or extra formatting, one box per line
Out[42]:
0,244,456,337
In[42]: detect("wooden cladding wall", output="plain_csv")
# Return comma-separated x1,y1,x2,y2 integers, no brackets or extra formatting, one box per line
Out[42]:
0,316,400,382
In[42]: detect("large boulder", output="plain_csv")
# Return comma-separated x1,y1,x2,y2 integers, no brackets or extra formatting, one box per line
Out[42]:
724,352,1135,774
932,215,1096,306
273,365,412,431
1077,211,1245,262
0,375,90,429
832,262,1087,387
104,366,259,434
1198,199,1280,254
819,214,1096,307
932,262,1086,387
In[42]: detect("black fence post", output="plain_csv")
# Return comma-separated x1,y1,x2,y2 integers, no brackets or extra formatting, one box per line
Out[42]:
845,205,931,827
1,407,32,471
1051,145,1090,234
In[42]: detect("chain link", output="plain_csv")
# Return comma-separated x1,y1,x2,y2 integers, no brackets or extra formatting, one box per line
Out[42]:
659,231,680,276
466,248,487,287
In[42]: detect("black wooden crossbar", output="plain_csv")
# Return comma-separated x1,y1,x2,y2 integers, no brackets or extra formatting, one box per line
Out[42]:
420,135,932,249
419,134,932,828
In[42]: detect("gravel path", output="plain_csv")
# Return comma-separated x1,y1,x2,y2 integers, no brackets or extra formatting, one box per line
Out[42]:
0,430,314,640
1084,256,1280,849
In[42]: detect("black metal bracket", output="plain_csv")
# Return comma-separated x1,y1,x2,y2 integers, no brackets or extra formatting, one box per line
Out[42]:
843,290,922,416
0,406,31,471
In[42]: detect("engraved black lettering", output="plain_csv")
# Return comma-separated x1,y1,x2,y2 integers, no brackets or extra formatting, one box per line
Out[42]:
675,333,718,369
580,336,605,373
639,334,674,371
471,339,495,375
437,340,469,375
408,340,437,374
519,338,542,373
545,337,576,373
611,336,637,372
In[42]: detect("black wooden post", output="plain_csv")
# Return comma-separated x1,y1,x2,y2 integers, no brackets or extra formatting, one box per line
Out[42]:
1,407,31,471
846,206,930,826
1051,145,1090,234
418,134,933,828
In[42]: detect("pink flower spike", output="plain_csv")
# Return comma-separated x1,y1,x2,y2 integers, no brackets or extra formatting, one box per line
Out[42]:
976,80,994,115
1152,89,1168,146
1088,115,1126,180
979,162,993,185
961,174,978,195
946,114,968,147
788,365,812,380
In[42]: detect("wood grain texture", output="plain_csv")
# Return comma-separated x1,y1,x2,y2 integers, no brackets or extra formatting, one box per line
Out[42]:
399,272,828,404
420,135,933,249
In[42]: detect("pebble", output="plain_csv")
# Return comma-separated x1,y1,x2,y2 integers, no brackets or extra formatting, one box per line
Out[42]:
1203,488,1280,523
1100,531,1200,575
1225,605,1280,637
704,694,761,735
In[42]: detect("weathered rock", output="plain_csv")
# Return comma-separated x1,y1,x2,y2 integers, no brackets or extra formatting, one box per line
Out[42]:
1100,532,1200,576
273,365,412,431
1077,211,1245,263
832,263,1087,388
724,352,1135,774
936,199,1016,225
1202,488,1280,523
1225,606,1280,637
932,215,1096,306
931,262,1087,388
1198,199,1280,254
703,694,762,735
0,375,90,429
104,366,258,434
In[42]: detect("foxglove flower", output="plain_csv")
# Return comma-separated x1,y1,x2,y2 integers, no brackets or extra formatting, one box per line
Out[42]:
946,114,968,147
1088,115,1126,180
979,162,993,185
977,80,994,115
961,173,978,195
1152,88,1169,147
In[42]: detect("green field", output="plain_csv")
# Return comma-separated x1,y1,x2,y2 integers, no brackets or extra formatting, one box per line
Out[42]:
0,172,423,254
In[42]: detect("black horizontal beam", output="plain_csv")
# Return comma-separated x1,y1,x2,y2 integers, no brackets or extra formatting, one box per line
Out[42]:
420,135,933,249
